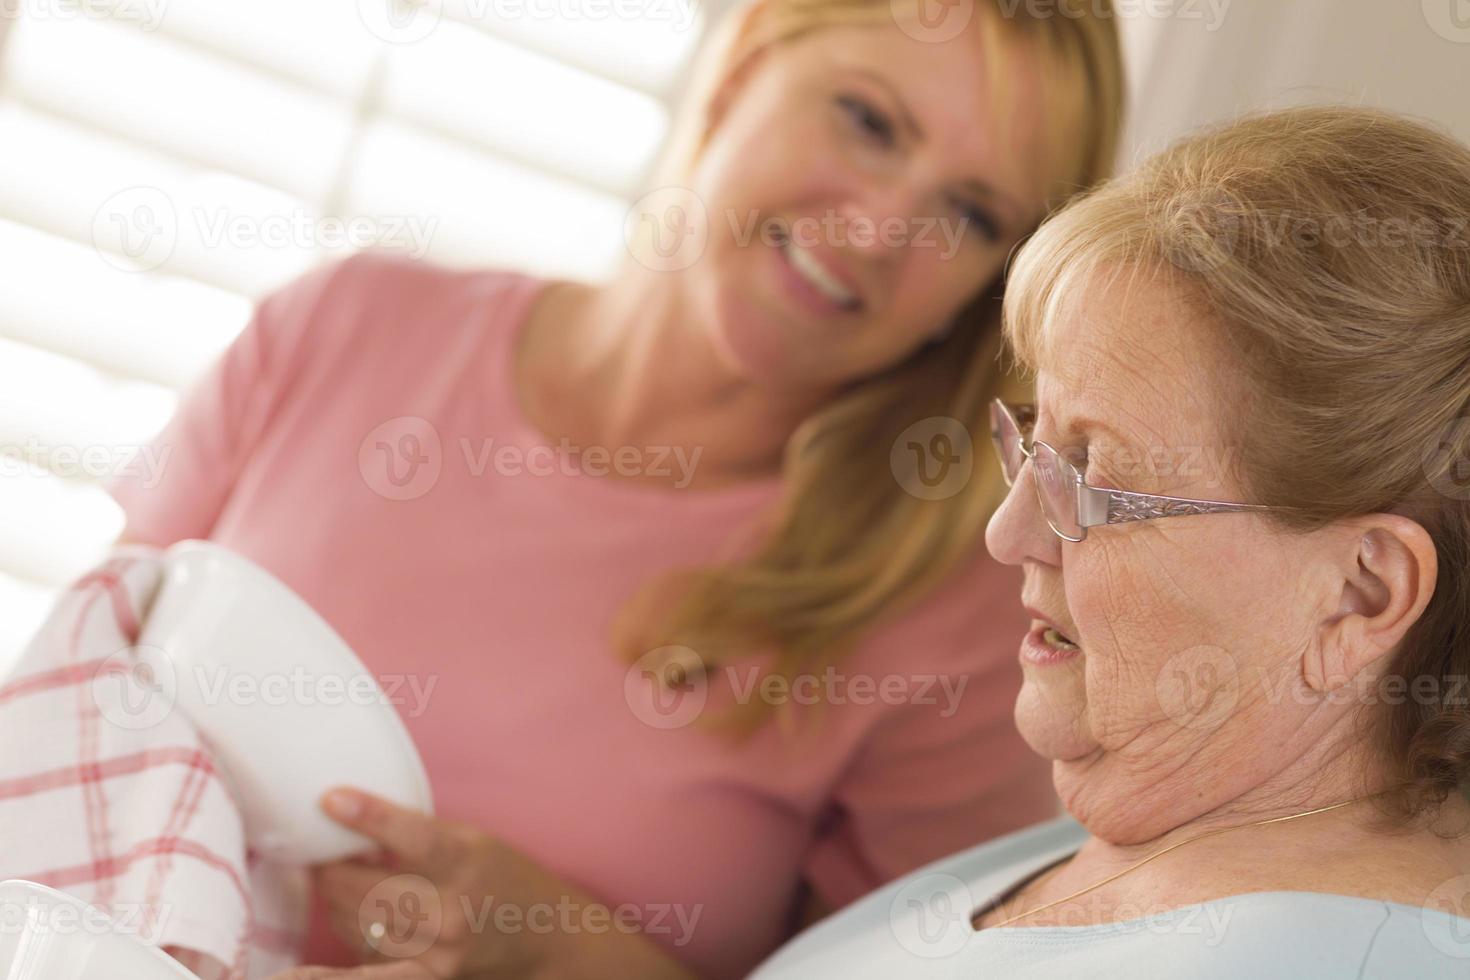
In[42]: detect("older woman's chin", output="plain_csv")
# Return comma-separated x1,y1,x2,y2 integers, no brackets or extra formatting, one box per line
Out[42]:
1013,665,1098,761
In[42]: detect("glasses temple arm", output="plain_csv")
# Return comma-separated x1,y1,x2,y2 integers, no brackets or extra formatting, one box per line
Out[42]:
1079,485,1273,529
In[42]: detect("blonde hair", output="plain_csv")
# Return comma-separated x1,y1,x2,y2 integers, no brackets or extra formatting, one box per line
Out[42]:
1002,105,1470,819
617,0,1125,732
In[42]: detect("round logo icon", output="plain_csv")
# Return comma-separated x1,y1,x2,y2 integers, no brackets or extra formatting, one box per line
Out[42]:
93,644,178,731
1154,644,1240,732
92,186,177,273
1423,0,1470,42
357,0,443,44
623,645,708,730
889,872,974,958
891,0,974,44
358,873,442,958
1423,874,1470,957
1423,417,1470,501
624,187,709,272
358,416,443,501
891,416,974,501
1158,187,1245,275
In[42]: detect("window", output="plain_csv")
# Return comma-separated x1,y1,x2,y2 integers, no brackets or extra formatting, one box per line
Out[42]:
0,0,707,669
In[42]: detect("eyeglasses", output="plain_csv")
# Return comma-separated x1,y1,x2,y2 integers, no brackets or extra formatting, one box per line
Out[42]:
988,399,1276,543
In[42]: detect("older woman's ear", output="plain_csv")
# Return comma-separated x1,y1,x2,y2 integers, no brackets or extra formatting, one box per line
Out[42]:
1305,515,1439,693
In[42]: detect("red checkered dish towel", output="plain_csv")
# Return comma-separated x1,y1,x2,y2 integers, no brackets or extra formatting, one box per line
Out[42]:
0,547,307,979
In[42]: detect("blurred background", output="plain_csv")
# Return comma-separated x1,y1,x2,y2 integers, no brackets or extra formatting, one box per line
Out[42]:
0,0,1467,673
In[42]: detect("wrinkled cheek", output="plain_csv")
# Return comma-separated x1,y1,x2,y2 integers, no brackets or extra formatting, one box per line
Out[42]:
1069,539,1179,747
1064,541,1124,658
1081,661,1139,750
1084,655,1187,756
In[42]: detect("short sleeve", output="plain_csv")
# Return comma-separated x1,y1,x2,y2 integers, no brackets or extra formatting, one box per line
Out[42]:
104,255,365,545
799,555,1061,909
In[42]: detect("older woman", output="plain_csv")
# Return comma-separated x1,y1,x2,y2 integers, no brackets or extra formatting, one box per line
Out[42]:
744,104,1470,977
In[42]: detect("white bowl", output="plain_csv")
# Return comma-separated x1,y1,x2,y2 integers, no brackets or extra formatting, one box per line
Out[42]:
0,879,197,979
136,540,433,865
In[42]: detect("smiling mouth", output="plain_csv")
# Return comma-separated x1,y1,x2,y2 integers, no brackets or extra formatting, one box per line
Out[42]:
771,226,864,313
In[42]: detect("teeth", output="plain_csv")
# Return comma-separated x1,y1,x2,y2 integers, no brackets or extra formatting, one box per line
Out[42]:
1043,627,1080,651
781,239,858,309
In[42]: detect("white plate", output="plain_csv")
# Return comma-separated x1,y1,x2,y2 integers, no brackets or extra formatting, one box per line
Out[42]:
0,879,198,978
136,540,434,865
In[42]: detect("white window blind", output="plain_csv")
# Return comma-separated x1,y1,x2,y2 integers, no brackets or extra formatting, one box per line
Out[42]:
0,0,707,670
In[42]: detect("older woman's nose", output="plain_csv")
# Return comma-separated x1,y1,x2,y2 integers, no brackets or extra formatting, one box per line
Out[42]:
985,465,1062,568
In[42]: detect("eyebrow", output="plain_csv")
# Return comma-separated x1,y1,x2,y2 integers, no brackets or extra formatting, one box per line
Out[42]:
846,67,1025,221
1041,411,1134,452
1064,416,1127,443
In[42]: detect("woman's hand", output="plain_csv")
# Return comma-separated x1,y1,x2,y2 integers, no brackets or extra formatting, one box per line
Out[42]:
312,788,542,977
312,788,696,980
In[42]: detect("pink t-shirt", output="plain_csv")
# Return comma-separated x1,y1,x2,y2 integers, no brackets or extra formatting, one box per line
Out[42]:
106,251,1056,977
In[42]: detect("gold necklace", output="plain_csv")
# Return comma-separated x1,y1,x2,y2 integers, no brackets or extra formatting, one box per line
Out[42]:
985,792,1382,929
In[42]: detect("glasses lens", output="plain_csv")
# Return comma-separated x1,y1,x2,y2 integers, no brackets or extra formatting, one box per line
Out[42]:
1031,441,1084,540
989,402,1025,487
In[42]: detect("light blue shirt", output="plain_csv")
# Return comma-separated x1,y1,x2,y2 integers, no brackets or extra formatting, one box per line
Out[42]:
749,816,1470,978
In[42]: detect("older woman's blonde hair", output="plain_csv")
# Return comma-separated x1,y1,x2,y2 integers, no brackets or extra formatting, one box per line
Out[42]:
1003,104,1470,820
616,0,1126,731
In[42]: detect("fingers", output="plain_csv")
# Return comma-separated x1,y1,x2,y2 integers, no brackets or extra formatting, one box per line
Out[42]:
314,858,447,963
321,788,453,869
312,860,395,957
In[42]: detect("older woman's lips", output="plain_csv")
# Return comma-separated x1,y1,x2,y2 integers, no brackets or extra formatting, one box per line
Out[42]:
1021,622,1082,666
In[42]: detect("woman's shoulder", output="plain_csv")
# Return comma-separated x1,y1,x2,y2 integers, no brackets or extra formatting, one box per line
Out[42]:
252,251,542,392
967,891,1469,979
749,817,1086,978
295,250,539,340
1201,890,1470,974
1058,890,1470,978
752,844,1470,979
